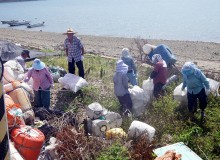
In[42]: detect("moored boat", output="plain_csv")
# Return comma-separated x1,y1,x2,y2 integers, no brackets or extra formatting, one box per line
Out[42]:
8,21,30,26
1,20,19,24
27,21,45,28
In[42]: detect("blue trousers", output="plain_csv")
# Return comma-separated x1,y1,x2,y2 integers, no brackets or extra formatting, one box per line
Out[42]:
68,59,85,78
34,87,51,109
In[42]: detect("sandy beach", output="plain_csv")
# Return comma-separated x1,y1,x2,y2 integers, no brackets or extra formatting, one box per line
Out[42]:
0,28,220,80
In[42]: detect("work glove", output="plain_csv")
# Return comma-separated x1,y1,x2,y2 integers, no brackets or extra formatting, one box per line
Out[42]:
205,88,211,95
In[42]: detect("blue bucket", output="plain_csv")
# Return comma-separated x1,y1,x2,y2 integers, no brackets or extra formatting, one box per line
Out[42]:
148,44,176,66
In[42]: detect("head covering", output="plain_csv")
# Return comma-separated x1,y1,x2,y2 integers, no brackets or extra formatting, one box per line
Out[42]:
63,28,77,35
32,59,45,70
21,50,30,58
116,59,128,74
152,54,163,64
121,48,130,58
181,62,201,78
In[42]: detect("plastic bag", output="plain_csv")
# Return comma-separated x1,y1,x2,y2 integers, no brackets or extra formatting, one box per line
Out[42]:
142,78,154,101
207,78,220,96
58,73,88,92
173,83,187,103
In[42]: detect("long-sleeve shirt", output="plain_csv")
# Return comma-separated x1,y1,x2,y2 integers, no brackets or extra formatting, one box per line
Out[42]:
24,68,53,91
121,57,137,74
182,71,210,95
113,72,129,97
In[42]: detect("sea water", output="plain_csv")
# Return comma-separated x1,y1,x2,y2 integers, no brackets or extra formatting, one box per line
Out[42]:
0,0,219,42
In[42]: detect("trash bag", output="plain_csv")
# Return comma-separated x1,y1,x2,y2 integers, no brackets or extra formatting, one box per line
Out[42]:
207,78,220,96
142,78,154,101
173,83,187,103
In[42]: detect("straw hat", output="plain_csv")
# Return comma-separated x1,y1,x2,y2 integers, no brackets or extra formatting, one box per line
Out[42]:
63,28,77,35
32,59,45,70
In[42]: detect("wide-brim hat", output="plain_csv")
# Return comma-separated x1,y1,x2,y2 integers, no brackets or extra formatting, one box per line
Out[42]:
32,59,45,70
63,28,77,35
21,50,30,58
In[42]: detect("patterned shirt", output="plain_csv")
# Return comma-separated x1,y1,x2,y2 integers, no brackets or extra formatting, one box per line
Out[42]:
64,36,83,62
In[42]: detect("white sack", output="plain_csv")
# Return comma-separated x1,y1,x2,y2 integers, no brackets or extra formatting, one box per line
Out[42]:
86,102,107,120
58,73,88,92
92,119,110,137
128,120,155,142
173,83,187,103
129,85,149,117
142,78,154,101
207,78,220,96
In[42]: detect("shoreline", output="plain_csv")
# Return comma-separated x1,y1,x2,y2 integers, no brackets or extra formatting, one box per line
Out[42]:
0,28,220,80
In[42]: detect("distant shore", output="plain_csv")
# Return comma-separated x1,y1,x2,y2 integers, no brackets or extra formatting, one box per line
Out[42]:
0,28,219,80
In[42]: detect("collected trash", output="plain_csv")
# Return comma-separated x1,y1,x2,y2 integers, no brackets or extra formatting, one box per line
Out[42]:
3,60,24,84
49,66,67,83
9,141,24,160
58,73,88,92
142,78,154,101
104,112,122,128
173,83,187,103
163,75,178,89
207,78,220,96
129,85,150,117
128,120,155,142
86,102,108,120
10,125,45,160
154,150,182,160
106,128,127,139
154,142,202,160
92,119,110,137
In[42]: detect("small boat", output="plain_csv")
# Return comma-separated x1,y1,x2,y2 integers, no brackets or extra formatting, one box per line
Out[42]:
1,20,19,24
27,22,45,28
8,21,30,26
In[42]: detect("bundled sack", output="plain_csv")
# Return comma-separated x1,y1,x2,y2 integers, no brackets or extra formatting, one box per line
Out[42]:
142,78,154,101
128,120,155,142
207,78,220,96
3,60,24,84
10,141,24,160
11,125,45,160
173,83,187,103
129,86,150,117
58,73,88,92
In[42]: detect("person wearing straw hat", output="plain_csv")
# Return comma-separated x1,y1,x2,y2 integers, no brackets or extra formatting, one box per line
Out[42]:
181,62,210,121
15,49,36,72
113,59,132,116
150,54,168,98
64,28,85,78
121,48,137,86
24,59,53,110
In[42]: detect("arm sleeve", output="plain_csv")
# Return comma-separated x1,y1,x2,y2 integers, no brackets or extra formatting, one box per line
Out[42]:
122,74,128,89
24,70,32,82
182,77,187,90
150,71,158,79
131,59,137,74
45,68,54,84
200,72,210,89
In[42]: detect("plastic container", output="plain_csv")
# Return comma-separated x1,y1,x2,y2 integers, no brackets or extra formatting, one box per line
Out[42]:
10,125,45,160
148,44,176,66
92,119,110,137
104,112,122,128
128,120,155,142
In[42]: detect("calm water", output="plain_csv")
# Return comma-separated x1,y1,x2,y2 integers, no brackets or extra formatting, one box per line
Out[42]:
0,0,220,42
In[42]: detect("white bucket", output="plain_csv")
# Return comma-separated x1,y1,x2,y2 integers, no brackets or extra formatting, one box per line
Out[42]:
128,120,155,142
92,119,110,137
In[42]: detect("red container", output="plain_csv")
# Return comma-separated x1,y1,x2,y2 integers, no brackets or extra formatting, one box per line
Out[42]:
10,125,45,160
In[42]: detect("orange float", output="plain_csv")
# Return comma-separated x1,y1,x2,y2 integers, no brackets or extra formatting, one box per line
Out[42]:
10,125,45,160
